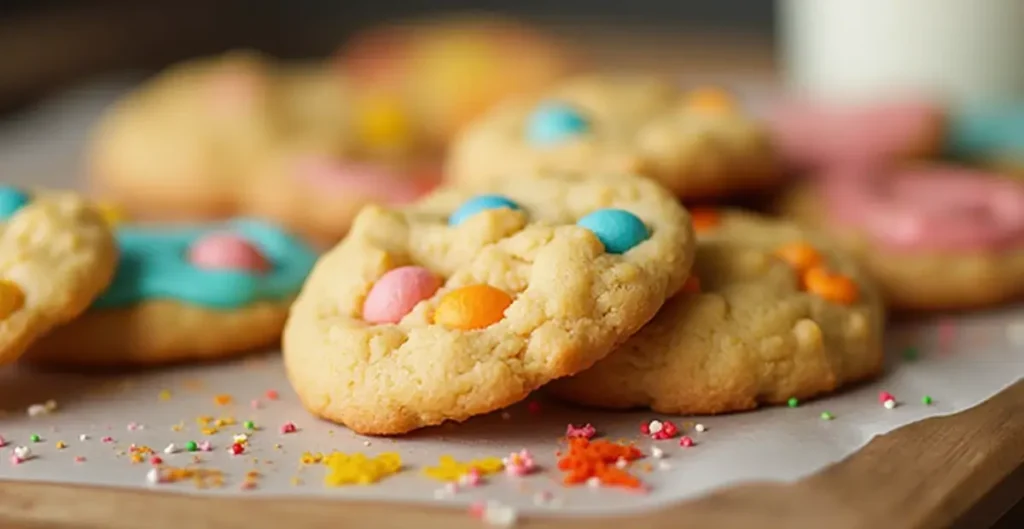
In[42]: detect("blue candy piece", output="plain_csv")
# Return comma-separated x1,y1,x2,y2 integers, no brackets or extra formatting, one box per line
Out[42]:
577,209,649,254
525,101,589,146
945,106,1024,163
449,195,522,226
0,186,30,219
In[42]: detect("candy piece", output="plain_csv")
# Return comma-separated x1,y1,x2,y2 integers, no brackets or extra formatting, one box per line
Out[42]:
0,279,25,320
0,186,30,219
434,285,512,330
94,202,128,227
188,233,271,273
577,209,649,254
689,208,721,233
526,102,589,146
804,267,859,305
774,242,823,275
684,88,735,114
356,92,411,150
363,266,441,324
448,195,521,226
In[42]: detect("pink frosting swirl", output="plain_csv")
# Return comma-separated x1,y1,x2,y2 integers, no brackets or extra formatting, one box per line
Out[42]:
822,165,1024,252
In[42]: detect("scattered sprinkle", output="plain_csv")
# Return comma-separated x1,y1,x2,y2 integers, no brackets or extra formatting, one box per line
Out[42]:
0,436,6,447
423,456,504,482
883,399,897,410
150,456,163,465
244,420,256,430
651,446,665,459
679,436,695,448
566,423,596,439
250,399,261,409
233,434,248,444
29,434,41,443
13,446,31,459
322,452,402,486
27,405,48,417
502,449,537,477
231,443,245,456
787,397,800,408
460,468,483,487
185,441,199,452
74,456,86,463
198,441,212,452
101,436,114,443
474,501,518,527
265,389,279,400
820,411,834,421
648,420,663,434
163,443,176,454
879,391,895,404
158,389,172,401
79,434,88,442
557,438,644,489
55,441,66,449
280,422,297,434
214,394,233,406
694,423,707,433
922,395,933,405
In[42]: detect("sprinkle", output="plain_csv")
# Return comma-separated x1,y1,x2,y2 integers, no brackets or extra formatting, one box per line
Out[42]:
214,394,233,406
79,434,88,442
363,440,371,447
322,452,402,486
679,436,695,448
250,399,261,409
9,455,22,465
185,441,199,452
661,421,678,437
615,457,628,469
820,411,834,421
101,436,114,443
481,502,518,527
423,456,505,482
146,469,161,485
557,438,644,489
694,423,707,433
27,404,49,417
29,434,41,443
586,477,601,488
883,399,897,410
127,422,140,431
651,447,665,459
0,436,5,447
265,389,279,400
198,441,212,452
527,401,542,414
56,441,66,449
231,443,245,455
639,422,650,435
233,433,248,444
150,456,163,465
878,391,895,404
533,491,554,506
280,422,297,434
502,449,537,477
658,461,672,471
13,446,31,459
647,420,663,434
922,395,933,405
787,397,800,408
460,468,483,487
566,423,596,439
902,347,919,361
244,420,256,430
74,456,86,463
163,443,176,454
158,389,172,401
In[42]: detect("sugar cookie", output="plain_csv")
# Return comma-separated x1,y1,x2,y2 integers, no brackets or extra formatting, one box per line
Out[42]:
0,186,117,364
446,77,780,200
283,174,695,435
24,219,317,367
549,210,884,414
779,164,1024,310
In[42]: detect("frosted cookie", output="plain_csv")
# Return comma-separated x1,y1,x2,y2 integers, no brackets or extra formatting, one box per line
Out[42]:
446,77,780,200
549,210,884,414
779,164,1024,310
0,186,117,364
89,51,438,245
767,100,944,171
945,106,1024,175
25,218,317,367
283,175,695,435
336,14,575,145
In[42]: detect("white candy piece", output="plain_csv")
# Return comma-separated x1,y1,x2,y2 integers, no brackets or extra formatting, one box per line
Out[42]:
13,446,31,459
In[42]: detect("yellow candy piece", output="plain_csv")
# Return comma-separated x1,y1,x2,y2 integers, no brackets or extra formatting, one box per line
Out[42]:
322,452,402,486
684,87,736,114
94,202,128,227
0,279,25,319
433,284,512,330
422,455,505,482
356,93,412,150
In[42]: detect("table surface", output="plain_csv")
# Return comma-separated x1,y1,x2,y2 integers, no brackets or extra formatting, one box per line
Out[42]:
0,26,1022,529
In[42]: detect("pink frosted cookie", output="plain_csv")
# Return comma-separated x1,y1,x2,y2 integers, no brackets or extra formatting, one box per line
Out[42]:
780,163,1024,310
767,100,944,172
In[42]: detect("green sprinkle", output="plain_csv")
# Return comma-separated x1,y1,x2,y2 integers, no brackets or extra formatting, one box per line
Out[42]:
244,420,256,430
922,395,933,405
29,434,41,443
185,441,198,452
820,411,834,421
787,397,800,408
902,347,919,361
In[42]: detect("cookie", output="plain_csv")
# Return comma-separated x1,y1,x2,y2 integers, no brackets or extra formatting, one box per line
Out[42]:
0,186,117,364
24,218,317,367
283,174,695,435
767,100,944,171
446,77,780,200
548,210,884,414
779,164,1024,310
336,14,575,145
89,51,438,246
945,105,1024,175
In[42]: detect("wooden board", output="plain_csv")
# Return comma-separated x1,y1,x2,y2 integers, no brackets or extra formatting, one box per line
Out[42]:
0,379,1020,529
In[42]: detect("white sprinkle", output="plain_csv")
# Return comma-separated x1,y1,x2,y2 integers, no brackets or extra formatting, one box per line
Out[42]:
615,457,629,469
648,420,663,434
532,491,554,506
658,460,672,470
586,476,601,488
363,440,371,447
27,404,48,417
79,434,89,442
163,443,177,454
651,446,665,459
13,446,31,459
145,468,161,485
233,434,248,443
883,399,897,409
483,504,518,527
433,487,451,499
695,423,707,433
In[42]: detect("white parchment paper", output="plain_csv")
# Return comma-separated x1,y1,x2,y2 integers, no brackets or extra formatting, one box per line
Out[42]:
0,80,1020,516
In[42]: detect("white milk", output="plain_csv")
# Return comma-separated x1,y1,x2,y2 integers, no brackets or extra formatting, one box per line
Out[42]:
779,0,1024,106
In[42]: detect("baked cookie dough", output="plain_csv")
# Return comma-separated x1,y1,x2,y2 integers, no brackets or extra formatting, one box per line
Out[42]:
24,217,317,367
283,174,695,435
779,164,1024,310
548,210,884,414
0,186,117,364
446,76,780,200
89,51,438,245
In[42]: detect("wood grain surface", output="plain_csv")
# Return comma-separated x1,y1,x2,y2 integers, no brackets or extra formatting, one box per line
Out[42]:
0,379,1020,529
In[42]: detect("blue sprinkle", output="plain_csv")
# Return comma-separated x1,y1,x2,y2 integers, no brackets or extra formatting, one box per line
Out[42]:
449,195,522,226
526,102,589,146
577,209,649,254
0,186,30,220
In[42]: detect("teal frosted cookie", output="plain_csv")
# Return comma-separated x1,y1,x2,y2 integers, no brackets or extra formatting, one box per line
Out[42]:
24,218,317,367
946,106,1024,172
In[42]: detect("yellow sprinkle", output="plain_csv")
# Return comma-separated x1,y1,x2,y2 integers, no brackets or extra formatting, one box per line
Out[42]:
201,428,218,436
55,441,66,449
94,202,128,227
246,470,261,479
300,452,323,465
216,416,236,426
684,87,736,114
130,454,144,464
274,444,282,450
0,279,25,320
158,390,172,401
196,416,213,425
290,477,303,486
214,394,233,406
421,455,505,482
323,452,402,486
171,422,184,432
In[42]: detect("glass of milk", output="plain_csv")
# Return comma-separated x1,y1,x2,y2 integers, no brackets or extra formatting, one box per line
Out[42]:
779,0,1024,106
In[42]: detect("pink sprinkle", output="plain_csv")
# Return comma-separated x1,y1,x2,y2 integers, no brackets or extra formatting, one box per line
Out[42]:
129,444,138,452
662,421,678,437
679,436,695,447
266,390,279,400
0,436,6,447
9,455,22,465
527,401,542,414
503,449,537,477
639,422,650,435
566,423,596,439
127,422,139,431
74,456,86,463
280,422,297,434
879,391,895,404
468,501,486,518
101,436,114,443
460,468,483,487
250,399,261,409
198,441,212,452
150,456,163,465
241,480,257,490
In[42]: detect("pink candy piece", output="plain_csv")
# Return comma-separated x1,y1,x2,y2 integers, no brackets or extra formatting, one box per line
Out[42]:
362,266,441,324
189,233,271,273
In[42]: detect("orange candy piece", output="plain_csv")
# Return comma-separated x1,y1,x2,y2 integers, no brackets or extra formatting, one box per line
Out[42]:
804,266,859,305
0,279,25,319
774,242,823,275
433,284,512,330
690,208,721,233
684,88,735,114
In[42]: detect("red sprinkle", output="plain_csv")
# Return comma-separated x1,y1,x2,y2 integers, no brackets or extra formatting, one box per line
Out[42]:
150,456,163,465
527,401,542,414
280,422,297,434
74,456,86,463
231,443,245,455
639,422,650,435
101,436,114,443
679,436,695,447
265,389,279,400
468,501,486,518
566,423,597,439
662,421,678,437
879,391,895,404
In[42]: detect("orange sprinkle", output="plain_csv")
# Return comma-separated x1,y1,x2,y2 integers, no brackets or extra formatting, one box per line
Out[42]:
804,267,859,305
214,394,233,406
774,242,823,275
682,276,701,294
557,438,644,489
689,209,721,233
